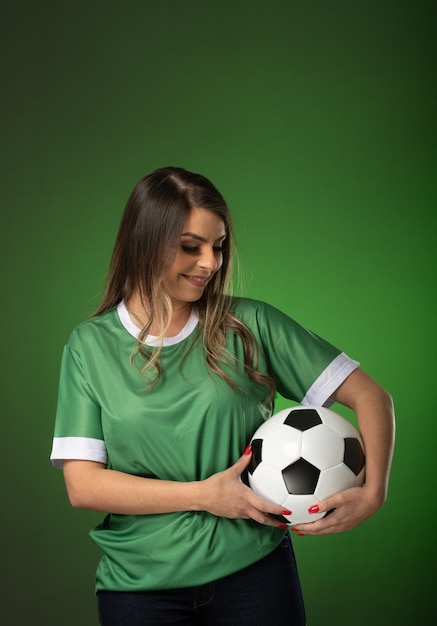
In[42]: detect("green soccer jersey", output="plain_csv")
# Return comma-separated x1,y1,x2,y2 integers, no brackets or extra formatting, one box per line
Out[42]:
51,297,359,592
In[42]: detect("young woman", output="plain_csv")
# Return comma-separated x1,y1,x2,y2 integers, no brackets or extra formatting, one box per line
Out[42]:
50,167,395,626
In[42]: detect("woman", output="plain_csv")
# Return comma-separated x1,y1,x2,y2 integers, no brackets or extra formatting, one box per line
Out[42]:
50,167,395,625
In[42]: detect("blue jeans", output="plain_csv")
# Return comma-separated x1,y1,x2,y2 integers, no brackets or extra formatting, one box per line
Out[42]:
97,532,306,625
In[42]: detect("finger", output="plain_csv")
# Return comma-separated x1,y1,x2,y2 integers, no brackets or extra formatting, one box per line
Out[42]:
247,490,293,523
308,493,341,517
247,506,289,528
294,505,351,535
232,444,253,476
316,487,359,514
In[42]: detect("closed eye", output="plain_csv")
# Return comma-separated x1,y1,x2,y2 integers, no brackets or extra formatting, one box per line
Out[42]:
181,245,223,254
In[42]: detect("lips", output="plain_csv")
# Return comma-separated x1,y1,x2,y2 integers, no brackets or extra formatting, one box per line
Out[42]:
182,274,210,288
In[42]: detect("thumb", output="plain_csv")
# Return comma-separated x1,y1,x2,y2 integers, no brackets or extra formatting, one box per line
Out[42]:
233,444,253,476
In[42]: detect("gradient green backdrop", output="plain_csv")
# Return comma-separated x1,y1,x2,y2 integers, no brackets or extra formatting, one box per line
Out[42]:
1,1,436,624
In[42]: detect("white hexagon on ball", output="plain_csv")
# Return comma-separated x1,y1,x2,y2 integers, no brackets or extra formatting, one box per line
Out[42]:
301,424,345,470
250,463,289,504
315,463,361,500
317,407,362,440
261,425,302,469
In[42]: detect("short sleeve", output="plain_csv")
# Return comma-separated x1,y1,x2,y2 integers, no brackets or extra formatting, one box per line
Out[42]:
257,301,359,406
50,343,107,468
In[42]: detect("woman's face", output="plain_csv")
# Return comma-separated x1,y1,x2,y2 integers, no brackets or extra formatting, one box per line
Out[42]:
164,207,227,308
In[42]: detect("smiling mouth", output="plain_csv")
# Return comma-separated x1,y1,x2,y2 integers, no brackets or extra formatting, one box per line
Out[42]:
183,274,210,287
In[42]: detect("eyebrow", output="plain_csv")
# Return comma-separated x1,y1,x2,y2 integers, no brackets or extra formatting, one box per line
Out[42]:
181,232,226,243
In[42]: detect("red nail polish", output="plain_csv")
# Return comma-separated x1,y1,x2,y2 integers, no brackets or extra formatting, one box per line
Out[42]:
278,524,288,529
308,504,320,514
290,527,299,532
244,444,252,456
281,509,292,516
297,533,305,536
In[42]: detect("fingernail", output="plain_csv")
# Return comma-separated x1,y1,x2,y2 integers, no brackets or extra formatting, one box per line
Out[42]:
308,505,320,514
244,444,252,456
281,509,292,516
297,533,305,536
290,527,299,532
278,524,288,529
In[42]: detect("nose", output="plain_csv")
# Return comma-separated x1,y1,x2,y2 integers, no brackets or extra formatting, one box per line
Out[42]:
198,246,221,272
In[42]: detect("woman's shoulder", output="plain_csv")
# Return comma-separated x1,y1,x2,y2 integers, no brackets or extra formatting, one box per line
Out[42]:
228,297,291,332
229,296,282,319
65,307,120,348
229,297,307,339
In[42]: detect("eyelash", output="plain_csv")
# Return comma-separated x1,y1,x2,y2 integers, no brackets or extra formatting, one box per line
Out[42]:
181,245,223,254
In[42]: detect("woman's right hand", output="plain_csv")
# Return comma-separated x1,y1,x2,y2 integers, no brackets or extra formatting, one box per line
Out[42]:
62,449,290,526
200,446,291,527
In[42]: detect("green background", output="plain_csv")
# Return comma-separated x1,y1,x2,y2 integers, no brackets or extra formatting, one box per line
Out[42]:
1,1,436,624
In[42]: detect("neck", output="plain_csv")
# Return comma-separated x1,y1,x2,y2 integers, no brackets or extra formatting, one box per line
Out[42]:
125,292,192,337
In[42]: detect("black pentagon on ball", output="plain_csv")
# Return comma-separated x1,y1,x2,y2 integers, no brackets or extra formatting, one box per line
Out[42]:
344,438,366,475
272,513,291,524
284,408,323,431
248,438,263,475
282,458,320,494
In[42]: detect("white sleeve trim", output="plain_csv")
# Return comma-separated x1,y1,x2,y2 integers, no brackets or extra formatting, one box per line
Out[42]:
301,353,360,408
50,436,108,469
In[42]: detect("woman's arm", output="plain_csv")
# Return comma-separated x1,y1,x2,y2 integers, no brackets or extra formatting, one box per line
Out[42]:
293,367,395,535
334,368,395,505
62,451,289,527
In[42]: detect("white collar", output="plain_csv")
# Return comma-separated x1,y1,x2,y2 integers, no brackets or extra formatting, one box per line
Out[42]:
117,300,199,346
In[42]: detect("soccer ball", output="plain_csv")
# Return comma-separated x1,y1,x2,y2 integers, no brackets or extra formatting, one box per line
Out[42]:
247,406,365,525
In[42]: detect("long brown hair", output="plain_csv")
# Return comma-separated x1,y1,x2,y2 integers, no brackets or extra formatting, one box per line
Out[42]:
95,166,275,399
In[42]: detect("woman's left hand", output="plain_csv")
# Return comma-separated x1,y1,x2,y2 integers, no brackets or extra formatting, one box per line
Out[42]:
292,368,395,536
290,485,384,536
